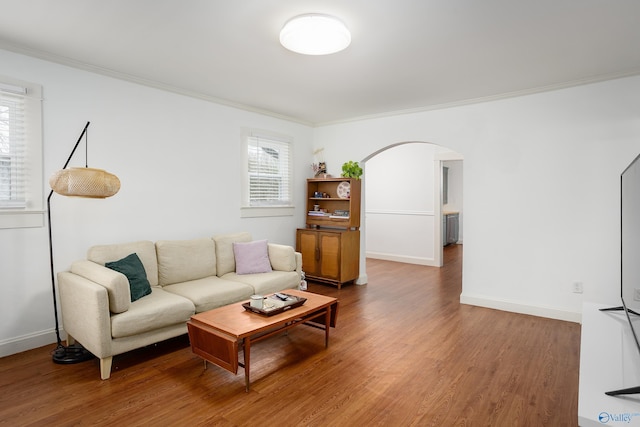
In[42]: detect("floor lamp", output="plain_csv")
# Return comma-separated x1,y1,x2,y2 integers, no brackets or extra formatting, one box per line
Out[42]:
48,121,121,364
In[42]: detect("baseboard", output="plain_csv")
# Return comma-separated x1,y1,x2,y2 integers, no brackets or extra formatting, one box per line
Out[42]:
460,293,582,323
366,251,438,267
0,328,58,358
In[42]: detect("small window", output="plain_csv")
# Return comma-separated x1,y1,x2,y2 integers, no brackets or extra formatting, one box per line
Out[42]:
0,77,43,228
241,129,294,218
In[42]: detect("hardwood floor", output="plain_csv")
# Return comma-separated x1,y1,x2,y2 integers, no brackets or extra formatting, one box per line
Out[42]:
0,245,580,426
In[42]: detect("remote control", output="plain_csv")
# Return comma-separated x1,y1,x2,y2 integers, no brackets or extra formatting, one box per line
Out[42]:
275,293,289,300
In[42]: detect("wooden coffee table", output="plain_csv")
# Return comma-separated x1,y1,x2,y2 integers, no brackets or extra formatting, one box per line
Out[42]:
187,289,338,391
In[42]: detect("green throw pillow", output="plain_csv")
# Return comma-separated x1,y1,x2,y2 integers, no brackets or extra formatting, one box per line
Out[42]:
105,253,152,302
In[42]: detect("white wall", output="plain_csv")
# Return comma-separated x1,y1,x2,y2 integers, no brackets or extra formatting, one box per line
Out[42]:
316,75,640,322
365,143,443,265
0,49,313,356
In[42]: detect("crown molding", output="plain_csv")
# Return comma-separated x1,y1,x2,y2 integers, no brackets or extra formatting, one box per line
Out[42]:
3,40,640,128
0,41,313,127
316,69,640,127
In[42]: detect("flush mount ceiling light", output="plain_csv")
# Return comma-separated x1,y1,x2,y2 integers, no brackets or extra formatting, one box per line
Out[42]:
280,13,351,55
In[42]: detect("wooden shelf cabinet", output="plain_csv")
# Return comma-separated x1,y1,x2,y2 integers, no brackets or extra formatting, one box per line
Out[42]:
296,228,360,289
305,178,361,229
298,177,362,288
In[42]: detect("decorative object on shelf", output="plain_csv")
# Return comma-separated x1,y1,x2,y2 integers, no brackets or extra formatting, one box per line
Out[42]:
313,148,324,162
314,161,328,178
341,161,362,179
47,121,120,364
311,148,331,178
336,181,351,199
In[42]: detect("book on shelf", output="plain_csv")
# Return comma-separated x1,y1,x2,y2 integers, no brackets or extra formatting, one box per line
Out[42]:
329,209,350,219
308,211,330,216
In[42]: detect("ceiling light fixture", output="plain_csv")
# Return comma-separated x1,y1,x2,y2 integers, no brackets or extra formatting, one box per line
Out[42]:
280,13,351,55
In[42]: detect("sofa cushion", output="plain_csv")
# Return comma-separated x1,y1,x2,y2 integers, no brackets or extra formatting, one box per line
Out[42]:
110,288,195,339
163,276,254,313
105,253,152,302
221,270,300,296
88,241,159,287
156,238,217,286
233,239,272,275
267,243,297,272
213,232,252,276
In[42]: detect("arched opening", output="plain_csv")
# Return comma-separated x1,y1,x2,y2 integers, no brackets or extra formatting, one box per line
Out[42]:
356,141,463,285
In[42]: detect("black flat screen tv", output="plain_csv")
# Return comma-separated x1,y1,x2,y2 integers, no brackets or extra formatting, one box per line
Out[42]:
601,153,640,396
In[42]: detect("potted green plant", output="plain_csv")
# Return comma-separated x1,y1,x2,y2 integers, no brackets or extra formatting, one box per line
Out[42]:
341,161,362,179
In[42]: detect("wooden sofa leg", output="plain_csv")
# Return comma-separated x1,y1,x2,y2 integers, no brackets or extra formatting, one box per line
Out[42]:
100,357,113,380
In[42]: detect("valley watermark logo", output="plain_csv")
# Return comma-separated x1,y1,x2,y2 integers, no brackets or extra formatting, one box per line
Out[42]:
599,410,640,424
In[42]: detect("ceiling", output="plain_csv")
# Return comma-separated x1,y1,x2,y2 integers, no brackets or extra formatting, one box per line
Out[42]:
1,0,640,125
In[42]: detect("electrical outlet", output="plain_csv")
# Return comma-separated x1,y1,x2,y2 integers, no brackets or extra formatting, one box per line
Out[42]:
634,289,640,301
573,282,583,294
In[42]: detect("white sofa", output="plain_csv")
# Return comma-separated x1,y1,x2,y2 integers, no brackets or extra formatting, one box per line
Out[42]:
57,232,302,379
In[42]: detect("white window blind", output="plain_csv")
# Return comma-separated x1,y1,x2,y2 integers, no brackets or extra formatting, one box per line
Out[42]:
240,129,294,218
0,76,43,229
0,82,27,208
247,133,292,207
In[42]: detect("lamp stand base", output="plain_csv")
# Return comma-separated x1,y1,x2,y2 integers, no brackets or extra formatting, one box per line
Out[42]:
52,343,94,364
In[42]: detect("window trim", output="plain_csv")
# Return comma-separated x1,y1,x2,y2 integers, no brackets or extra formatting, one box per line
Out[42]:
0,76,43,229
240,128,294,218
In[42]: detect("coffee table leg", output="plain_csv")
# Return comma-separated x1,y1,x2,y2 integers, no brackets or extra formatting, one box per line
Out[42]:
325,306,331,348
244,337,251,392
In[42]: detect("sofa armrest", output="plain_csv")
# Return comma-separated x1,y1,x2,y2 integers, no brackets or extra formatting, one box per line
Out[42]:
70,260,131,313
267,243,298,272
295,251,302,276
57,271,113,359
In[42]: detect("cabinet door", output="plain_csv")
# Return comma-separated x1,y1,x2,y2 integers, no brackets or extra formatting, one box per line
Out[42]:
445,214,459,245
297,230,320,277
318,232,341,280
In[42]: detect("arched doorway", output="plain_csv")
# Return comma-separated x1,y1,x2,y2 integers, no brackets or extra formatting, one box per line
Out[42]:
356,141,463,285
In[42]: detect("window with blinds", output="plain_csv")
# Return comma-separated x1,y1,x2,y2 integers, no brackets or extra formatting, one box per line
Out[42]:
0,77,43,229
247,134,292,206
241,129,294,218
0,82,27,208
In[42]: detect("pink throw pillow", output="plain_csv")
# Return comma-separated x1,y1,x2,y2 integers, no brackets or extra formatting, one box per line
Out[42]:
233,240,272,275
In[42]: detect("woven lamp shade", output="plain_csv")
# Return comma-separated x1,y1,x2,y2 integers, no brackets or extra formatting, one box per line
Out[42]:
49,167,120,198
